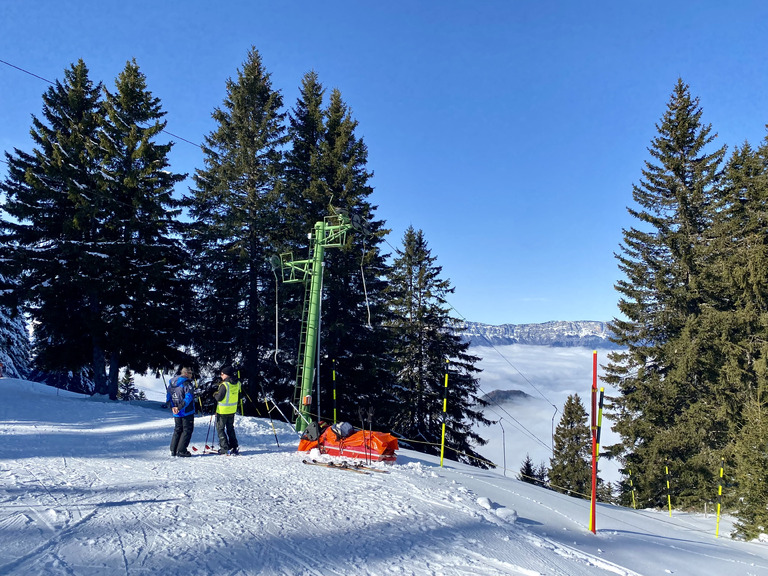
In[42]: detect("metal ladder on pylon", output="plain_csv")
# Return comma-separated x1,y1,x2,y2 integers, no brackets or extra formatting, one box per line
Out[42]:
292,266,313,418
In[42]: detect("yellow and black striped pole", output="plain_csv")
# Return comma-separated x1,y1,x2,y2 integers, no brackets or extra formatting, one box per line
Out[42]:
715,458,724,537
332,359,337,424
666,463,672,517
628,468,637,510
596,387,605,460
440,359,449,467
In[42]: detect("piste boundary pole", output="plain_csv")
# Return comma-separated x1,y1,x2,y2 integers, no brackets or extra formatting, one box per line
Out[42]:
589,350,598,534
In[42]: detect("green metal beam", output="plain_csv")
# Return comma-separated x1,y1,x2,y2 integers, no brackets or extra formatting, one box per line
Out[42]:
278,213,351,431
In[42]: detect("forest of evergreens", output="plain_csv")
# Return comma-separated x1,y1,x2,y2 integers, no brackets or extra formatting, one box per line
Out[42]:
604,78,768,538
0,49,489,468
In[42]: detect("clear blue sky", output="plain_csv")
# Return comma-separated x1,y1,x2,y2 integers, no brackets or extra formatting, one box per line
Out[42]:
2,1,768,325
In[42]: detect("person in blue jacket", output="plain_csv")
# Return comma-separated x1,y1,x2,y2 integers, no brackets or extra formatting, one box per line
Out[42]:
166,367,195,457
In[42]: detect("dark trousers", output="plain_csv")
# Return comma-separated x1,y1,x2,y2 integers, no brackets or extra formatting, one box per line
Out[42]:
170,413,195,455
216,413,238,451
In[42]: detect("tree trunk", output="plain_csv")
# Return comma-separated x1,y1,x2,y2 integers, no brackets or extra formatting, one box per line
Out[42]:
107,351,120,400
92,340,108,396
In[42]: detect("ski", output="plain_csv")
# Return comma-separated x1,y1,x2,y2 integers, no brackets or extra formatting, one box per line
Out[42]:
302,459,370,474
190,446,218,455
340,461,390,474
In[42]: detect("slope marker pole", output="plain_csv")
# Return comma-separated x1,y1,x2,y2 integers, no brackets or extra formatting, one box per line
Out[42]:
440,359,449,467
589,350,598,534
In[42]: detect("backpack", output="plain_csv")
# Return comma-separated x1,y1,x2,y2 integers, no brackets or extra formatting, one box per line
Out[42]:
168,376,188,407
302,421,321,441
301,421,330,442
330,421,354,440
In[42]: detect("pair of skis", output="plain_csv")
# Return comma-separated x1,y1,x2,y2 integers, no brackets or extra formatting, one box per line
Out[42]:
302,459,389,475
190,445,237,456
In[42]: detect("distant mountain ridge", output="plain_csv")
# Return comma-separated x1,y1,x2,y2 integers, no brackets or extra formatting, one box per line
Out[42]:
458,320,618,349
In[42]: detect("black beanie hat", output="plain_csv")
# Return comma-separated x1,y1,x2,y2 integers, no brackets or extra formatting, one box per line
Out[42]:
220,365,235,377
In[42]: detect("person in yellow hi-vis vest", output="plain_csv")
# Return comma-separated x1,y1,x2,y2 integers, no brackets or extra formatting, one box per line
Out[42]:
212,365,240,455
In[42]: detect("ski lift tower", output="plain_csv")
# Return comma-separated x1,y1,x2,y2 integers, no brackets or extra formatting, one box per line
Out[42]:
276,211,354,432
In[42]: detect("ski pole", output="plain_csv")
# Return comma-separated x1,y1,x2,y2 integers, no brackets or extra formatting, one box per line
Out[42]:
366,407,374,465
358,407,367,464
204,411,214,452
256,383,280,447
265,397,280,447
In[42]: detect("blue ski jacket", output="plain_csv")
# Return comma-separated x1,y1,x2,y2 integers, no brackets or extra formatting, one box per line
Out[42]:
167,376,195,417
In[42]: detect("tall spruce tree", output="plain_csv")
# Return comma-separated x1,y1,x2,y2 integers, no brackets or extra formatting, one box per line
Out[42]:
706,139,768,528
185,48,288,395
285,71,326,223
311,88,394,422
0,60,106,392
605,79,726,507
549,394,592,498
386,226,490,467
97,59,191,396
282,76,395,423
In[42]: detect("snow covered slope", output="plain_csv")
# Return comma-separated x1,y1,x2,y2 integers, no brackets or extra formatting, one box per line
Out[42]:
1,378,767,576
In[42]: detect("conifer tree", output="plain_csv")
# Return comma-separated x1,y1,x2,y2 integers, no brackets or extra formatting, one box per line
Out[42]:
185,48,288,395
1,60,189,398
0,274,31,378
311,88,394,422
0,60,105,391
519,453,547,487
605,79,726,507
282,76,395,423
285,71,327,223
549,394,592,498
535,462,549,487
271,70,329,406
707,139,768,528
118,369,146,401
731,386,768,539
519,453,536,483
707,141,768,419
97,59,191,397
386,226,490,467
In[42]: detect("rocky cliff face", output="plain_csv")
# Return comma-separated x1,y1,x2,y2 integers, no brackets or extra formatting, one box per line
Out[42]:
458,320,618,349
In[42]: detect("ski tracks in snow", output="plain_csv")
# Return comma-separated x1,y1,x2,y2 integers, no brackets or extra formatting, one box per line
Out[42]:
1,439,631,575
0,388,727,576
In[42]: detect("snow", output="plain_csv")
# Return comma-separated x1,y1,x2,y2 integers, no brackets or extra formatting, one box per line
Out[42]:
2,378,768,575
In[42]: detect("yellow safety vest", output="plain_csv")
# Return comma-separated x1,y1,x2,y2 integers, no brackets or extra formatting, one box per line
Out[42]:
216,380,241,415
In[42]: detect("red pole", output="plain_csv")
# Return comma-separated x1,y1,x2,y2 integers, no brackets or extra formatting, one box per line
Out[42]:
590,350,597,534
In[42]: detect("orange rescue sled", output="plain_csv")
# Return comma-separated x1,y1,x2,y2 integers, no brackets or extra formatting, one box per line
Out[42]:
298,425,398,462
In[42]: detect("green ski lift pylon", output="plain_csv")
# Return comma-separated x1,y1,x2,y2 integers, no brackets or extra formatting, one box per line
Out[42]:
277,211,353,432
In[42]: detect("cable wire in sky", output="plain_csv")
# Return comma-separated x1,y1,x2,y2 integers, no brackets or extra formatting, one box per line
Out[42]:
0,58,203,150
3,56,561,455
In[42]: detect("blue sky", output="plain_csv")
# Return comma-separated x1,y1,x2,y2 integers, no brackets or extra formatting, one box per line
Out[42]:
2,1,768,325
